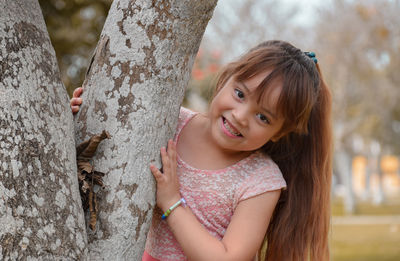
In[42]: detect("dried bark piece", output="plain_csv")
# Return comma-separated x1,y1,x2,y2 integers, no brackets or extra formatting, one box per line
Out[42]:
76,138,91,158
76,130,111,161
78,161,93,173
76,130,110,230
92,171,105,187
88,187,97,230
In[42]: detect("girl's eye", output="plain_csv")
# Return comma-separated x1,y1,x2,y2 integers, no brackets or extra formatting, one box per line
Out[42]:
257,113,270,124
234,89,245,99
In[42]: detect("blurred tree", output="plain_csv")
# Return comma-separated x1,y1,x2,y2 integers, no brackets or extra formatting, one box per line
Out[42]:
184,48,222,112
38,0,112,96
201,0,303,63
315,0,400,155
314,0,400,211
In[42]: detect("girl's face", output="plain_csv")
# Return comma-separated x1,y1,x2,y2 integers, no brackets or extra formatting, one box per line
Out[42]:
208,70,284,154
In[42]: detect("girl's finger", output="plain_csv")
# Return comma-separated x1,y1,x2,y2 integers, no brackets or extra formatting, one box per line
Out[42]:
70,97,82,106
170,140,177,163
167,140,174,157
161,147,170,174
73,87,83,98
71,106,80,114
150,164,163,180
167,140,177,174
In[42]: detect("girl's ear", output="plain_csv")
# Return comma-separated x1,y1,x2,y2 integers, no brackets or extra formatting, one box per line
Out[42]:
270,131,286,143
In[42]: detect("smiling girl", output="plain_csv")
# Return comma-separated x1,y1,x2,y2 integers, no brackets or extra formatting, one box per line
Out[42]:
71,40,332,260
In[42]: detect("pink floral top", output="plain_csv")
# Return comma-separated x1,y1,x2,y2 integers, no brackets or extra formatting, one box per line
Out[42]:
144,107,287,261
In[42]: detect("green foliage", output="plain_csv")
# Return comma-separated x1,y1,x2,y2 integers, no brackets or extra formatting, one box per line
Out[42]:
38,0,112,96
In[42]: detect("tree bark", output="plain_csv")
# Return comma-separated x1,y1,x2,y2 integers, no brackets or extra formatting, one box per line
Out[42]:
0,0,87,260
74,0,217,259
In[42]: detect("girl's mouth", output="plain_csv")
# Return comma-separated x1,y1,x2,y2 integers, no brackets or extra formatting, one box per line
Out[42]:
222,117,242,138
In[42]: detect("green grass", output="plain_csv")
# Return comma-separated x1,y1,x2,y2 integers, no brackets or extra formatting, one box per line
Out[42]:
331,224,400,261
331,196,400,260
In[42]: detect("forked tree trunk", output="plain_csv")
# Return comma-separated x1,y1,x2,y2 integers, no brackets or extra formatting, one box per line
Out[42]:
0,0,87,259
74,0,217,260
1,0,217,259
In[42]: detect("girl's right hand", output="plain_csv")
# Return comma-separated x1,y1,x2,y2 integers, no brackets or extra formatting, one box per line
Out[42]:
70,87,83,114
150,140,181,213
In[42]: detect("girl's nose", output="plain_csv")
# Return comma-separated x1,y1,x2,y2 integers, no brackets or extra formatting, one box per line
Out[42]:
232,106,248,127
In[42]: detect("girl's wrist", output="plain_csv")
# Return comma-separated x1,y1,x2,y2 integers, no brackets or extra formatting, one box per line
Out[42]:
161,195,182,213
161,197,186,220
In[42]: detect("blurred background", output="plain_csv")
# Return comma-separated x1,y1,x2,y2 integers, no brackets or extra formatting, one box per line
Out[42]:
39,0,400,260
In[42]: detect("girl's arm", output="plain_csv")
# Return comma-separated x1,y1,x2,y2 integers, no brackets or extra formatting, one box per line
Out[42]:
70,87,83,114
150,140,281,261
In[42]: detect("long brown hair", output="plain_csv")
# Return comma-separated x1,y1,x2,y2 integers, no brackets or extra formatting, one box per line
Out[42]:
214,40,332,260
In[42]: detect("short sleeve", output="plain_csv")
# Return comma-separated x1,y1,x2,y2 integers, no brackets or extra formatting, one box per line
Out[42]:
236,160,286,203
173,107,197,141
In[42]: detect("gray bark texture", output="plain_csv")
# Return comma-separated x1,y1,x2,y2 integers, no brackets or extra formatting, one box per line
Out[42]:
74,0,217,260
0,0,87,260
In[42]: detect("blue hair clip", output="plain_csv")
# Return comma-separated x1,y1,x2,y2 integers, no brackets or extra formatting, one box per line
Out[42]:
304,51,318,64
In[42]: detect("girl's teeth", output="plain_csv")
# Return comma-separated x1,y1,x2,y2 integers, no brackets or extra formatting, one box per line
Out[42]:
223,118,241,136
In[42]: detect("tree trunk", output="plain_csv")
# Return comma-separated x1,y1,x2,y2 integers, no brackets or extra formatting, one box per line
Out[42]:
0,0,87,260
74,0,217,259
335,149,356,214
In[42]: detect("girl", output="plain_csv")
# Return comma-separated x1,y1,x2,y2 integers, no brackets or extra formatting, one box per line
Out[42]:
71,40,332,261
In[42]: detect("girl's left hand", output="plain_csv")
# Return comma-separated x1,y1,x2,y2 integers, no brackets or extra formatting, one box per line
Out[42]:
70,87,83,114
150,139,181,212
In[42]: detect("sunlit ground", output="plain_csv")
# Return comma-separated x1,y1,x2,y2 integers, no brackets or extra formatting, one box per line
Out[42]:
331,198,400,260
